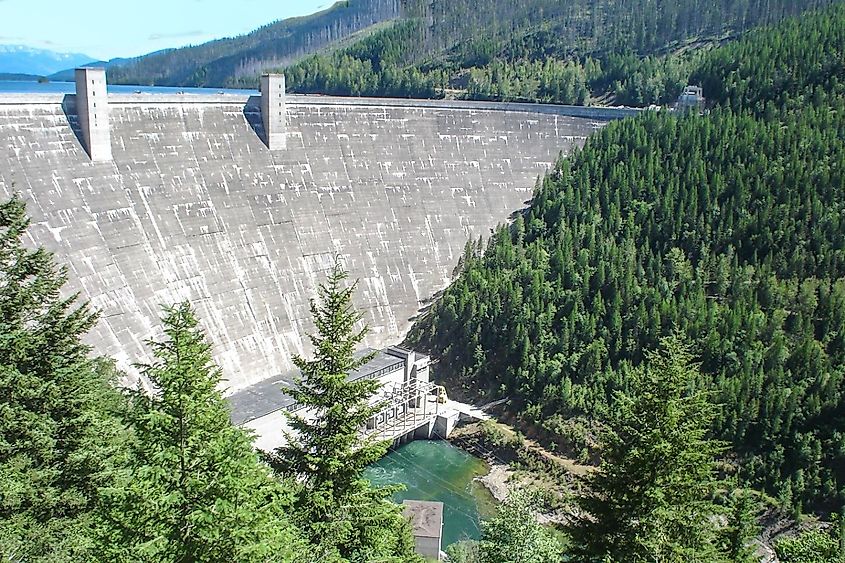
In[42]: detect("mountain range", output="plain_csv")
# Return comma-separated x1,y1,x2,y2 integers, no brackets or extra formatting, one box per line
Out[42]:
107,0,402,87
8,0,837,93
0,44,94,76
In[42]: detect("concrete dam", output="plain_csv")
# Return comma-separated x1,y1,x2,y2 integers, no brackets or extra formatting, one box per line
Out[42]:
0,70,631,392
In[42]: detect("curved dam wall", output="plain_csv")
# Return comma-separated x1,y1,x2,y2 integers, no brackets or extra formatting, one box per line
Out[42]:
0,90,615,392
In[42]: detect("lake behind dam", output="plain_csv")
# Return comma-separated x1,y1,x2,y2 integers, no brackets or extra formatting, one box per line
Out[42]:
0,80,257,95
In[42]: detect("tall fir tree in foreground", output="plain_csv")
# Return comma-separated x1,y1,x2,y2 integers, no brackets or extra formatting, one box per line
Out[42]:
566,335,726,562
94,302,305,563
0,195,127,561
266,258,419,562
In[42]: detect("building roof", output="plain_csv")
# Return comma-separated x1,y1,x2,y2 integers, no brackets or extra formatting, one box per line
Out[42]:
347,348,405,382
226,347,406,425
226,374,298,425
403,500,444,539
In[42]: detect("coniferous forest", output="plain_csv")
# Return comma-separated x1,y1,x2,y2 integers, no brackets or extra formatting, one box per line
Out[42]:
0,234,422,561
109,0,841,107
278,0,841,106
409,4,845,519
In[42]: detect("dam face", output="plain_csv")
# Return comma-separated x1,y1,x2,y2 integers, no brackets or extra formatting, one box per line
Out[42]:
0,86,609,392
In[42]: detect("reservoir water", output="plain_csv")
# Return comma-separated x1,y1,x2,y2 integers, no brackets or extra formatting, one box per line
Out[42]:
0,80,257,95
364,440,497,547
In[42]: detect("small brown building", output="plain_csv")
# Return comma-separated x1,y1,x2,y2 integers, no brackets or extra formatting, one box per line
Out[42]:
403,500,444,560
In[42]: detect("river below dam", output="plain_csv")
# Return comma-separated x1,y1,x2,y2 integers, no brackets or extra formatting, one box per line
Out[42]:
364,440,498,547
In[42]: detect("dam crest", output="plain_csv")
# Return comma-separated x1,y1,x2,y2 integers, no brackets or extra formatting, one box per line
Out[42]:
0,70,633,392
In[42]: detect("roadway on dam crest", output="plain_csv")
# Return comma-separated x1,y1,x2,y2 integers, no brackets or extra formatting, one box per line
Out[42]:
0,92,625,391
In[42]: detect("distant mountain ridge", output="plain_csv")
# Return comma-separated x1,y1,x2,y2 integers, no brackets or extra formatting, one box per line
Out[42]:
108,0,402,87
0,73,44,82
48,57,137,82
0,45,94,75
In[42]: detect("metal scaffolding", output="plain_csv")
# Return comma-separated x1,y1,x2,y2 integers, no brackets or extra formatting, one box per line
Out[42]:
362,379,441,442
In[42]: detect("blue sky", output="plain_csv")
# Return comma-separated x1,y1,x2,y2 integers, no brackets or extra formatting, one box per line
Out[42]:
0,0,332,60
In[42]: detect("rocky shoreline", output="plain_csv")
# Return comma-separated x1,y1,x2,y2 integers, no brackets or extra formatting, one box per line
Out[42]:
446,418,588,527
446,419,808,560
478,462,513,502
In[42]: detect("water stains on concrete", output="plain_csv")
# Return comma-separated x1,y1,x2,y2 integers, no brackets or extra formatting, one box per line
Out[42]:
0,94,608,391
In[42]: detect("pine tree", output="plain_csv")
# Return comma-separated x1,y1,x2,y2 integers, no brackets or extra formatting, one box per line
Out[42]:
266,258,419,562
720,489,761,563
479,490,562,563
0,195,127,561
566,335,726,562
93,302,305,563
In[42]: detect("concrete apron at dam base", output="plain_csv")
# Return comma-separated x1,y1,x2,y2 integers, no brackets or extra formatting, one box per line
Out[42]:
0,69,638,399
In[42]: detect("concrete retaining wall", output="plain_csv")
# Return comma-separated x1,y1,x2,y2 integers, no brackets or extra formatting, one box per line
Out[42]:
0,94,612,391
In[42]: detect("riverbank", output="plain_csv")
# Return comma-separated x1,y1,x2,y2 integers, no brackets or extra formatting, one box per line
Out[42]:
448,418,591,525
447,415,805,559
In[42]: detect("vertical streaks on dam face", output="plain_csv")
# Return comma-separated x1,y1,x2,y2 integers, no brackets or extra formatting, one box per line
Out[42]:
0,97,602,391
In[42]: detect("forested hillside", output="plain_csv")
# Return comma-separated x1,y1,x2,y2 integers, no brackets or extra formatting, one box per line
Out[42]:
107,0,839,100
280,0,840,105
108,0,402,87
409,5,845,512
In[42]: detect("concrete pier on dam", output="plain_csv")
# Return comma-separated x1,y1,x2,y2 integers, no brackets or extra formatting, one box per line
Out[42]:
0,71,631,392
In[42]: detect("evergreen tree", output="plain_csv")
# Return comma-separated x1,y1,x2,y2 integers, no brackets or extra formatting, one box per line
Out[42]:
479,490,561,563
720,489,761,563
266,259,419,562
280,0,834,104
93,302,305,563
0,195,127,561
566,336,726,562
445,541,481,563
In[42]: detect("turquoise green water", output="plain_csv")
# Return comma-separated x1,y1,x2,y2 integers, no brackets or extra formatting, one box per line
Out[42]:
364,440,497,547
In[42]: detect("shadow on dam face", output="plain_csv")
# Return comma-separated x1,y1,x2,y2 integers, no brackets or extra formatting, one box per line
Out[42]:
0,93,613,392
242,95,266,147
59,94,87,157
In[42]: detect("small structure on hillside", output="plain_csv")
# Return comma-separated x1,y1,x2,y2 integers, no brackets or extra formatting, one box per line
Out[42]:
403,500,444,560
676,85,706,112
